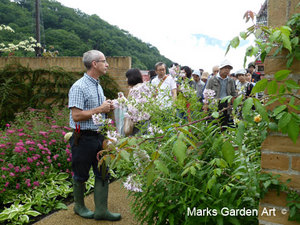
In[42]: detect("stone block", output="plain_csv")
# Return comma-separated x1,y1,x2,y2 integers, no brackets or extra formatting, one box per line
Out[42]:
292,156,300,172
261,153,289,170
261,136,300,153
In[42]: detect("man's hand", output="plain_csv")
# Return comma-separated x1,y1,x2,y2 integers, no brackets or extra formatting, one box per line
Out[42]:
98,100,112,113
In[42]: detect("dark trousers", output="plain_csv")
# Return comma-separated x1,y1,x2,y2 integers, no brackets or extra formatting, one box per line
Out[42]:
70,132,104,182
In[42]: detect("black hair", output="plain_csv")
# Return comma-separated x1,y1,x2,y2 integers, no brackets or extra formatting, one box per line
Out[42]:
148,70,156,79
181,66,192,79
126,68,143,86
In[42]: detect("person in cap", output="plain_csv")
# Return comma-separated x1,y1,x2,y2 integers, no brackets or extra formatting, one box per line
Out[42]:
236,69,253,97
247,62,260,83
204,59,237,128
191,70,205,100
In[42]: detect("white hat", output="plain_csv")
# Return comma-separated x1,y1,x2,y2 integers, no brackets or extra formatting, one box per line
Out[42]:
192,70,201,77
236,69,247,75
219,59,233,69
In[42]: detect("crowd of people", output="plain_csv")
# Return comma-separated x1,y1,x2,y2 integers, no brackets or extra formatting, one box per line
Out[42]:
67,49,263,222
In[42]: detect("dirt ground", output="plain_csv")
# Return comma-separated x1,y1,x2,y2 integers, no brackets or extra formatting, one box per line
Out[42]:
33,180,139,225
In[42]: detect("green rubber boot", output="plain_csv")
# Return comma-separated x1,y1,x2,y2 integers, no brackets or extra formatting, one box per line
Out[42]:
93,178,121,221
73,179,94,219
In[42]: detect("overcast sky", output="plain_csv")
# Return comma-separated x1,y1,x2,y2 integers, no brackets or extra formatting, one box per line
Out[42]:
56,0,266,72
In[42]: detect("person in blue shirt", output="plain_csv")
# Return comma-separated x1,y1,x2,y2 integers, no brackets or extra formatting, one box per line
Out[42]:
68,50,121,221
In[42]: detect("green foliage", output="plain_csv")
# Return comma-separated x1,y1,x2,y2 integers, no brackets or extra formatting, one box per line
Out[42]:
0,0,173,69
0,63,119,126
227,11,300,68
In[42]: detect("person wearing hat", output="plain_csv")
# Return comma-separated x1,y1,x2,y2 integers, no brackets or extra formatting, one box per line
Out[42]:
236,69,253,97
247,62,260,83
204,59,237,128
191,70,205,100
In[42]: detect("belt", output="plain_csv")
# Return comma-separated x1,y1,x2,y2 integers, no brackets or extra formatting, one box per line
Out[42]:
74,129,99,136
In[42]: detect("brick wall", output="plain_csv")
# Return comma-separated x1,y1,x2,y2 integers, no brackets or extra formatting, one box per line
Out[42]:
258,1,300,224
0,56,131,96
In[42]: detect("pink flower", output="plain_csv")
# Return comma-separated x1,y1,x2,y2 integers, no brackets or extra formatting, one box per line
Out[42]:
16,183,20,189
5,182,9,187
0,144,6,148
57,163,61,167
36,162,40,166
8,163,14,169
17,129,24,132
25,140,35,145
14,167,20,173
41,172,45,176
7,129,15,134
46,156,51,160
33,181,39,186
1,167,9,171
27,158,33,163
51,125,59,129
18,133,26,137
39,131,48,137
16,142,24,147
48,159,52,163
28,147,35,151
2,175,6,179
53,154,59,160
9,172,15,177
5,124,10,127
27,183,31,187
14,147,21,153
67,158,71,162
71,172,74,176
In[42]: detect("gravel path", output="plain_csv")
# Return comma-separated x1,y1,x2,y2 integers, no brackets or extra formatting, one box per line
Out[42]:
33,180,139,225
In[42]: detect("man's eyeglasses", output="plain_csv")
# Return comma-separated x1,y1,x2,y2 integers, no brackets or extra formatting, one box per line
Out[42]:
94,59,107,64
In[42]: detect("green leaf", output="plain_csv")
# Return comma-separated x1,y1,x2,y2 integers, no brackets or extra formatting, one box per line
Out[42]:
273,105,287,116
233,94,243,110
207,175,217,191
285,80,300,89
220,95,232,103
274,70,291,81
212,112,219,118
222,141,235,166
281,33,292,52
172,140,187,166
240,31,247,39
154,160,169,175
230,36,240,48
255,28,263,38
236,121,245,147
147,166,155,187
267,80,278,95
19,215,29,223
278,84,286,94
278,112,292,130
120,150,130,162
251,78,268,94
242,98,254,117
0,213,9,221
269,30,281,42
55,203,68,210
26,210,42,216
56,173,69,181
287,118,300,143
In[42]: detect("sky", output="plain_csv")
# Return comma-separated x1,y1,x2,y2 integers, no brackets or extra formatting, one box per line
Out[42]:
56,0,266,73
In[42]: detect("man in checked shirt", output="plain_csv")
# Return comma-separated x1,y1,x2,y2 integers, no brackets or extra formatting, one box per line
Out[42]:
68,50,121,221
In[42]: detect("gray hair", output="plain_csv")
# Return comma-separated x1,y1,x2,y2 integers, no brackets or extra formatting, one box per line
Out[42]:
82,50,103,70
155,62,166,71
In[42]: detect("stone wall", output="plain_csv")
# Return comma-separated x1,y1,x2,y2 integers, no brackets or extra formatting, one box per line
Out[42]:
0,56,131,96
258,0,300,224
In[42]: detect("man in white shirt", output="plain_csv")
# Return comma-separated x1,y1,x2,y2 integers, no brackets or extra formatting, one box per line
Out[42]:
151,62,177,107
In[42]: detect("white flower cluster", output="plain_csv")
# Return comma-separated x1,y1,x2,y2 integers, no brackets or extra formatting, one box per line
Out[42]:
107,130,120,144
92,113,106,126
123,174,143,192
112,92,127,109
203,89,216,104
126,83,155,123
147,124,164,136
0,24,41,53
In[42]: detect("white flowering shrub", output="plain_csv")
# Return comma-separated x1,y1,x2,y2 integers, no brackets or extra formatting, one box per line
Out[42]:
0,24,41,54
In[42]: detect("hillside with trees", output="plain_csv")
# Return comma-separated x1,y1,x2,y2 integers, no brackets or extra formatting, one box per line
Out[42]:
0,0,173,69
